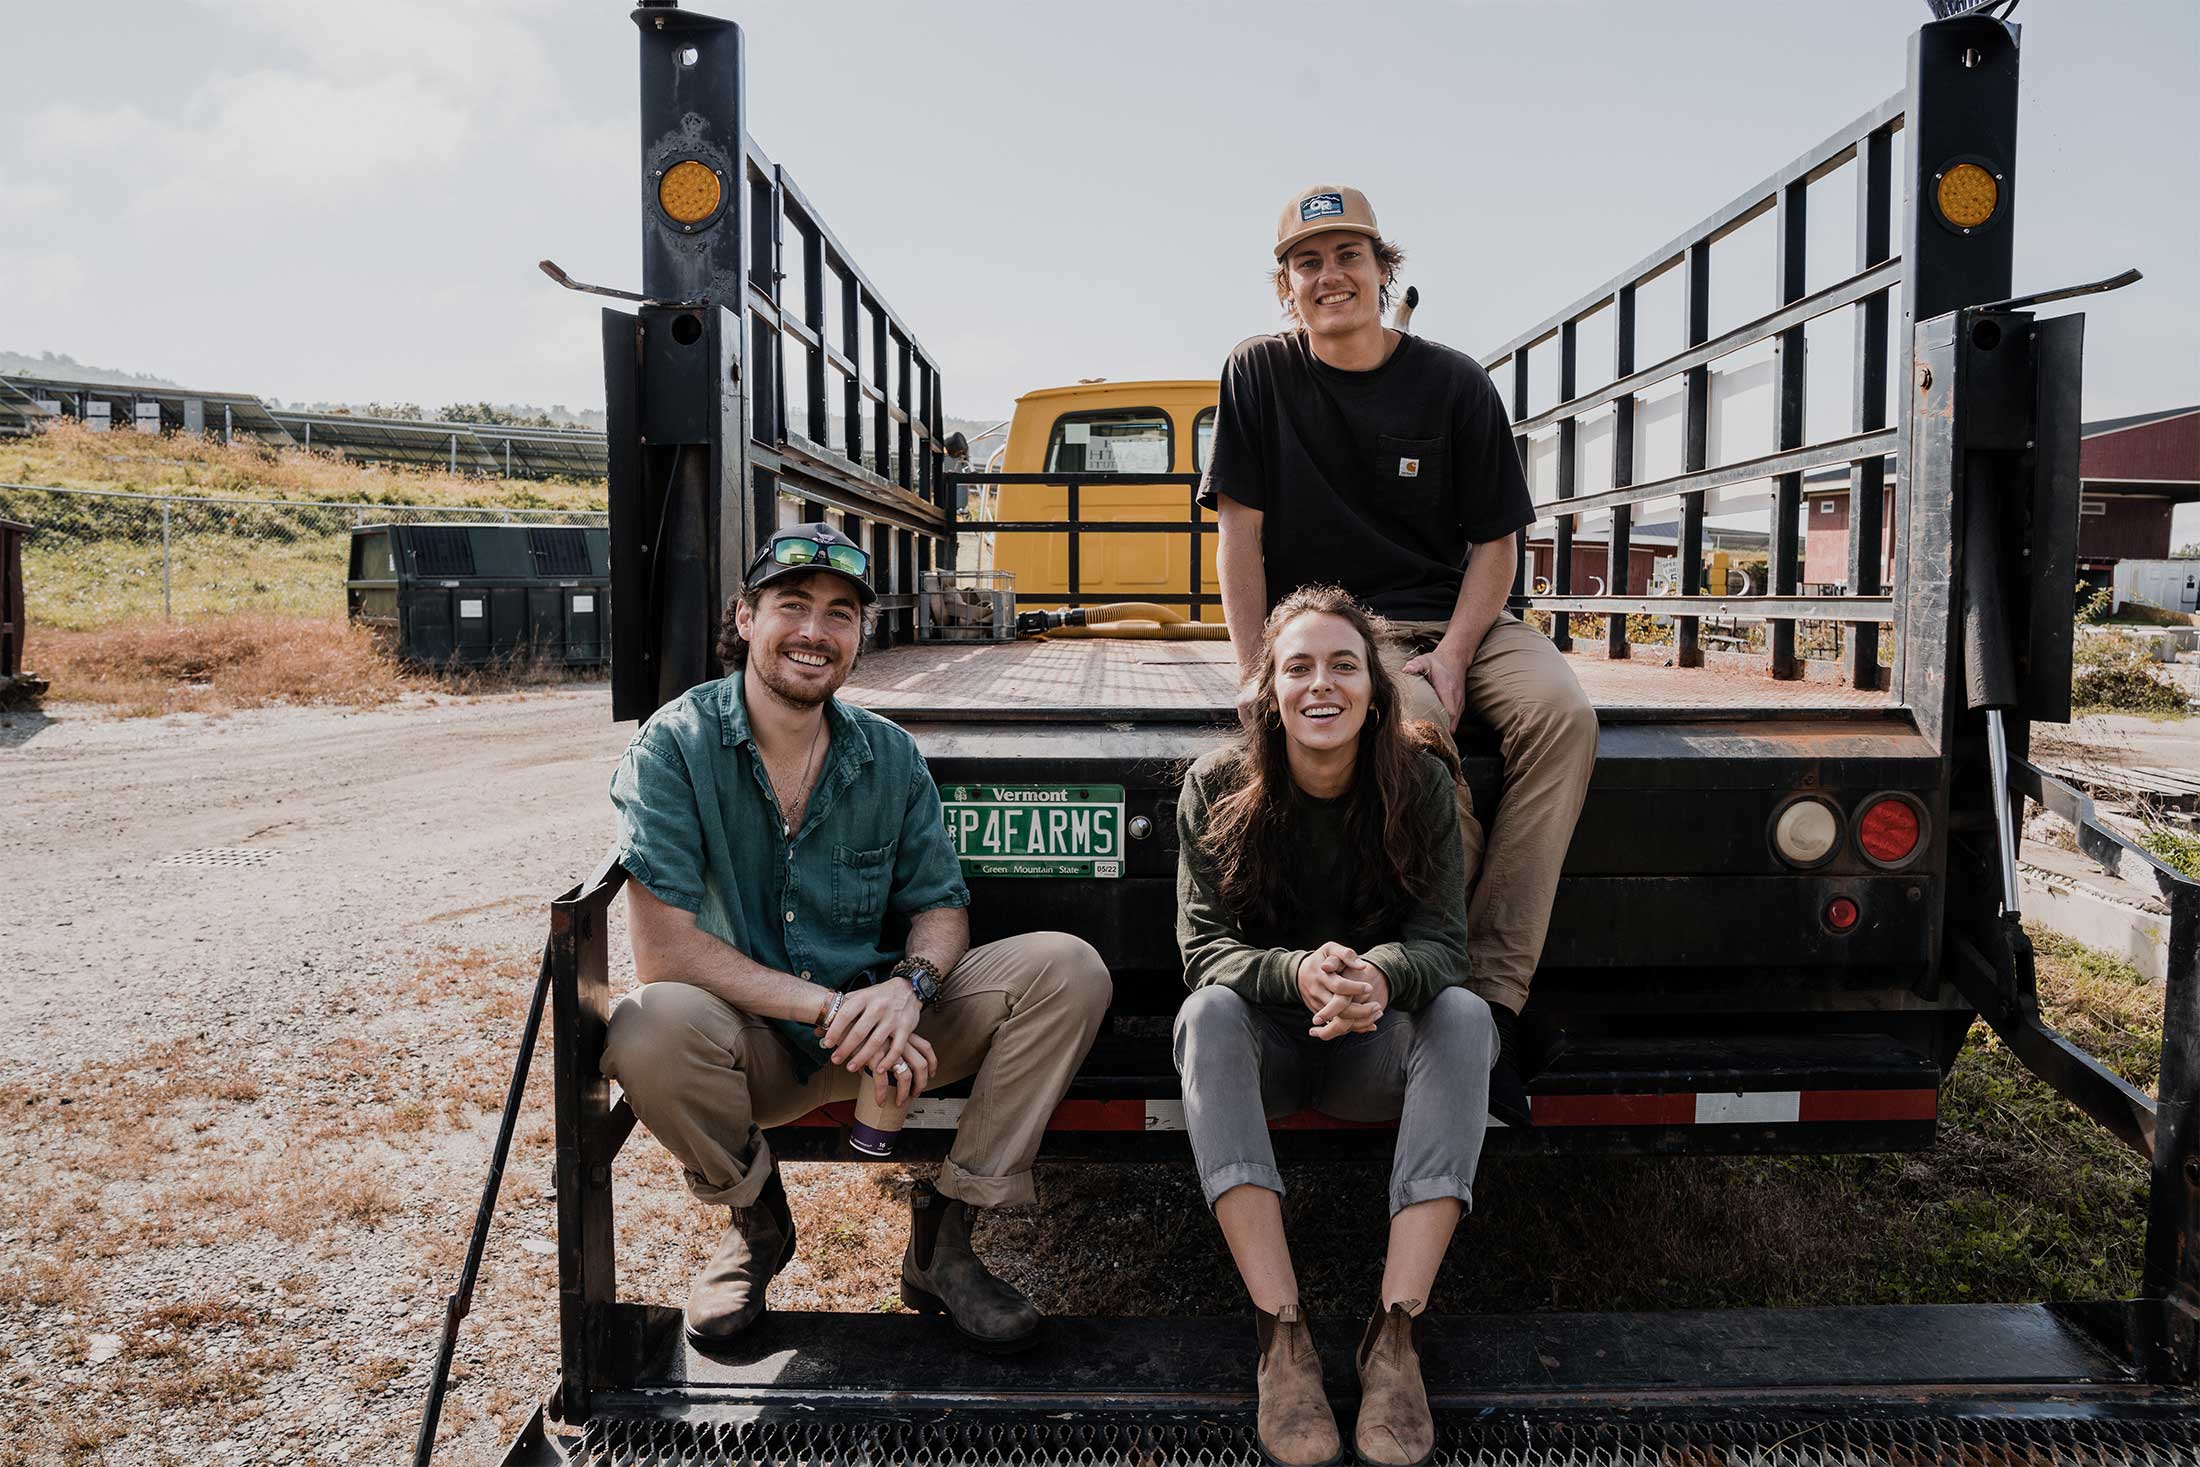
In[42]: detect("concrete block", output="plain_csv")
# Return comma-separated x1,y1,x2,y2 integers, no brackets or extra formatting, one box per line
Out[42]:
2019,862,2171,983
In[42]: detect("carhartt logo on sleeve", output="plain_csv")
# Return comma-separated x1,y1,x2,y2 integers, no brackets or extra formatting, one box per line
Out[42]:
1299,192,1345,223
1398,457,1421,478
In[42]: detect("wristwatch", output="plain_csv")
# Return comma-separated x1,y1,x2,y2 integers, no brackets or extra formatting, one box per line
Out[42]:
892,956,942,1009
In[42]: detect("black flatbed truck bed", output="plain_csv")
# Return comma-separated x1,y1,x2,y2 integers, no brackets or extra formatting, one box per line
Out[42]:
441,6,2200,1463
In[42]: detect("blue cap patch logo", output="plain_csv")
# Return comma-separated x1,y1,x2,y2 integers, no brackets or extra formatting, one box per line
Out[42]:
1299,192,1345,223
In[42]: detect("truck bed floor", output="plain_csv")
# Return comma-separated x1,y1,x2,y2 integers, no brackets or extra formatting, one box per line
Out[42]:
842,640,1895,722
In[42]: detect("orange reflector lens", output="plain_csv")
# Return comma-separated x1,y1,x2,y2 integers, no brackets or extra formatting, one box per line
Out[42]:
1825,896,1860,932
1936,163,1999,229
659,160,722,224
1858,798,1922,865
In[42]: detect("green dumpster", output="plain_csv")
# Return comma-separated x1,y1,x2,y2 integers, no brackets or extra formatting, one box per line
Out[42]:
346,522,610,668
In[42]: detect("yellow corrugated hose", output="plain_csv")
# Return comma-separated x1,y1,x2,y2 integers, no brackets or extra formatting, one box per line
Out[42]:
1046,602,1230,640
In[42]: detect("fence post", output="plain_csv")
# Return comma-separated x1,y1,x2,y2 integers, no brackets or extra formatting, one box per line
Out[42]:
161,497,173,619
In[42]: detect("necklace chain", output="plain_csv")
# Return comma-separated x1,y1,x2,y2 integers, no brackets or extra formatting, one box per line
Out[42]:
768,714,827,834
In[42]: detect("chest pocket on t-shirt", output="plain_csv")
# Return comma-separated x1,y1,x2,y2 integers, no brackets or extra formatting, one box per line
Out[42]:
832,841,897,930
1374,435,1450,521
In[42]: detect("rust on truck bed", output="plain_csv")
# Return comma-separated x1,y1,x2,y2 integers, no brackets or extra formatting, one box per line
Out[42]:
840,638,1896,722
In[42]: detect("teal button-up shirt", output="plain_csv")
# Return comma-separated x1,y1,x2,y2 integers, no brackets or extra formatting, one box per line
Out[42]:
609,674,971,1077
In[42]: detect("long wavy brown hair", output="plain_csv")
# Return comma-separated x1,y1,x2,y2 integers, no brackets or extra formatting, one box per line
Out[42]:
1197,585,1460,935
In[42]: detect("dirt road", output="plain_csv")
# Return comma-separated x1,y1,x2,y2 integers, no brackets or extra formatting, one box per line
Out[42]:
5,687,636,1466
4,688,629,1070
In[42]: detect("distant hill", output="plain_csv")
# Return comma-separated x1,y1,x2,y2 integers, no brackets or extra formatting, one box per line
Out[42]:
0,350,187,389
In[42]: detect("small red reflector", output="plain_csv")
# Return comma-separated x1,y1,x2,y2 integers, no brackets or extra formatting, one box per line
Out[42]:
1858,798,1921,864
1825,896,1860,932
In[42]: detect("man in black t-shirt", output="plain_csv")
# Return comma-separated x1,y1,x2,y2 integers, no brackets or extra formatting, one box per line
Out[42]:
1199,183,1598,1137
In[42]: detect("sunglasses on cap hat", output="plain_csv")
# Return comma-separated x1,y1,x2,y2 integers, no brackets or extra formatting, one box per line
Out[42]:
745,525,877,602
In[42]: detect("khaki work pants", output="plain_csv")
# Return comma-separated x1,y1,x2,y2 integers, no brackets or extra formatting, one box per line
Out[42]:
602,931,1111,1210
1383,613,1598,1015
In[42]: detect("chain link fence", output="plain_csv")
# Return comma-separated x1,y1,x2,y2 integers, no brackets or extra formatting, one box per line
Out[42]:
0,482,606,630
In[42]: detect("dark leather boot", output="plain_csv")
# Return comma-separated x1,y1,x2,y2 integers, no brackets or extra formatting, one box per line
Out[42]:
684,1167,797,1348
1353,1301,1434,1467
1254,1303,1343,1467
1486,1004,1532,1130
899,1178,1041,1353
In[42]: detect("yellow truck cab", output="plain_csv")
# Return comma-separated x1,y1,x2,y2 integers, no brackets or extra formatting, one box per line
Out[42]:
983,379,1222,623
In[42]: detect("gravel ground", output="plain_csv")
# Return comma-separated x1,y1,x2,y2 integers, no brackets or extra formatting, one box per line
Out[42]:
3,687,642,1464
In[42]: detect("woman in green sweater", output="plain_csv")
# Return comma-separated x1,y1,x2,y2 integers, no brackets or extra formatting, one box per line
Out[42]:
1175,584,1495,1467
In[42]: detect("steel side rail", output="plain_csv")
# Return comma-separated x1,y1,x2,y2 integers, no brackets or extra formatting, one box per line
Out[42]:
2008,756,2200,1382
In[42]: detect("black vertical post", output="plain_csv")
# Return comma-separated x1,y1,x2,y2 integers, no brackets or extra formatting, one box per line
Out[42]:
746,171,778,456
2141,884,2200,1383
841,272,862,466
803,228,826,443
1678,242,1711,667
1895,13,2020,723
1552,320,1577,652
1066,483,1082,605
872,310,890,477
1608,286,1637,660
1510,352,1531,600
897,336,915,490
1189,481,1202,623
549,883,618,1423
1848,126,1895,688
1770,179,1808,679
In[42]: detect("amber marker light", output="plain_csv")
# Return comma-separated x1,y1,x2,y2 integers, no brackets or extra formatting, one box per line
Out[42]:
1935,162,2000,230
659,160,723,226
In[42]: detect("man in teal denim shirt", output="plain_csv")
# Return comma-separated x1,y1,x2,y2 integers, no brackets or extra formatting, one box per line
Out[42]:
602,525,1111,1355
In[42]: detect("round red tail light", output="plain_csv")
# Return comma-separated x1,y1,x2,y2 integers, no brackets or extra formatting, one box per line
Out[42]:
1824,895,1860,932
1857,796,1923,867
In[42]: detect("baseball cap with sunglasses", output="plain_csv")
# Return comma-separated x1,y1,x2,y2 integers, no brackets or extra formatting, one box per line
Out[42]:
744,523,876,604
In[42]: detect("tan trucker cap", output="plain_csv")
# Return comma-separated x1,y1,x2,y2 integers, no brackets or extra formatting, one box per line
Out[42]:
1275,184,1381,260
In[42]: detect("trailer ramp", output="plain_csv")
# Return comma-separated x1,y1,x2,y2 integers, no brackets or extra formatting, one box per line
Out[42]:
504,1305,2200,1465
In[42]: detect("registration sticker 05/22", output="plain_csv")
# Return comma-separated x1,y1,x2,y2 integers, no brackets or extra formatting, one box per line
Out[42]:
941,783,1126,879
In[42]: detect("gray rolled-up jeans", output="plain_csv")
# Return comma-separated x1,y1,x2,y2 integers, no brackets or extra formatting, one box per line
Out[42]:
1171,983,1497,1217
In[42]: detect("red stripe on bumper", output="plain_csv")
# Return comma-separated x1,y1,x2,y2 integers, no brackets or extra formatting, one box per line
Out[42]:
1798,1088,1939,1123
1531,1092,1696,1127
1043,1100,1151,1131
1268,1109,1395,1131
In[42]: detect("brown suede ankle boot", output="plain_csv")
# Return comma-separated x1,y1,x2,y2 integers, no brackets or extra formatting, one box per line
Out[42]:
1253,1303,1342,1467
1352,1300,1434,1466
899,1179,1042,1353
684,1167,797,1348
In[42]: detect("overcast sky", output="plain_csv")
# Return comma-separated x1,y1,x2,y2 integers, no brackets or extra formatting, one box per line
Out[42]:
4,1,2194,509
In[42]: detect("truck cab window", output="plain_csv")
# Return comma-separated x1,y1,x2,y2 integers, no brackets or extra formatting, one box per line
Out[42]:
1045,409,1171,474
1192,407,1216,475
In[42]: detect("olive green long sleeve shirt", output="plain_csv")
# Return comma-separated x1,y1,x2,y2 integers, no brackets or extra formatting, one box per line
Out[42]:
1174,747,1469,1012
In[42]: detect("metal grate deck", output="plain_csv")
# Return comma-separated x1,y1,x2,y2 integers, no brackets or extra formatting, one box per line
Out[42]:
568,1411,2200,1466
840,640,1893,722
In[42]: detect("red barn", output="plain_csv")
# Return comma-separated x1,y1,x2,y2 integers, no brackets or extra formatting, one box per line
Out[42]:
1802,405,2200,588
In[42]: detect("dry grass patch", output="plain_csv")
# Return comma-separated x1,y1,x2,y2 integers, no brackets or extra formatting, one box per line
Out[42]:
37,614,412,716
6,418,603,511
35,611,603,717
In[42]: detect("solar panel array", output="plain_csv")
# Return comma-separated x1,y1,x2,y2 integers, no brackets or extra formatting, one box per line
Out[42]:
0,372,608,481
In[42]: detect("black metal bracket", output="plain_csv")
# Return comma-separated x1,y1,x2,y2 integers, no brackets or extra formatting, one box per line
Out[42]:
2001,756,2200,1383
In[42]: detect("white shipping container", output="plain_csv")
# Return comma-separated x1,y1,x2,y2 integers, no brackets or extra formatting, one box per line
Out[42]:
2112,558,2200,616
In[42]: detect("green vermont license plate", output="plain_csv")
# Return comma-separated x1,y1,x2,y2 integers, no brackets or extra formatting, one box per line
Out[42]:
940,783,1126,878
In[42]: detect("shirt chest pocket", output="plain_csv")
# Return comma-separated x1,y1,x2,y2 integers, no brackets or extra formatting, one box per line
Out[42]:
1373,435,1450,517
832,841,897,929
